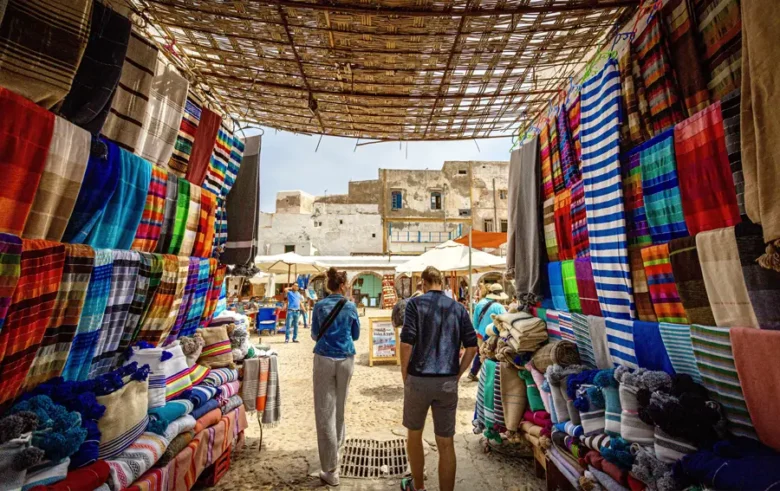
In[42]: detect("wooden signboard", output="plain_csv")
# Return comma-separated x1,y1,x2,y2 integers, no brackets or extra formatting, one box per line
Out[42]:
368,316,400,367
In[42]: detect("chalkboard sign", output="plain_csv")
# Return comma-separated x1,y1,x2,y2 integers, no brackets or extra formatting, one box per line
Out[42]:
368,317,400,367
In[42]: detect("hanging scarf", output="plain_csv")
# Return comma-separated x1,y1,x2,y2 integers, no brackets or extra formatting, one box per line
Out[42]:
138,63,189,167
193,188,217,258
618,48,651,147
508,139,542,299
558,107,580,188
548,262,568,312
570,179,589,258
621,149,652,249
213,136,246,255
561,260,581,314
720,90,745,217
261,356,281,427
155,172,179,254
554,189,574,260
0,234,22,334
668,237,716,325
693,0,741,100
135,255,179,346
567,94,582,162
186,107,221,186
735,223,780,330
167,91,203,178
201,262,226,327
221,136,261,265
178,185,201,257
574,257,602,317
166,258,198,345
630,248,656,322
179,258,210,338
543,197,559,262
203,124,232,197
120,252,163,352
540,124,554,201
168,178,190,254
131,166,168,253
641,243,689,324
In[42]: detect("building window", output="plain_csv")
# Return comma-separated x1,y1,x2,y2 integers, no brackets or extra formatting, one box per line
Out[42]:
339,219,343,225
284,244,295,253
458,169,468,175
500,219,508,233
430,191,442,210
391,191,403,210
372,233,376,238
459,209,471,217
484,219,494,232
499,190,508,200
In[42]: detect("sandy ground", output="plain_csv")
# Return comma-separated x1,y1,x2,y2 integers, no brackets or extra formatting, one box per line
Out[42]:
217,309,545,491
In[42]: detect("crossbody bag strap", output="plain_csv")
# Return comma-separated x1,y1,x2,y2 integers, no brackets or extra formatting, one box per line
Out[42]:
317,298,348,342
477,300,497,326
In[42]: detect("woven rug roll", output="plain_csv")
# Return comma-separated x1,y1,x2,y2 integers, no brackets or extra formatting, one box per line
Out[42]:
138,62,189,167
221,135,261,265
101,31,158,153
155,172,179,254
22,116,90,241
167,91,202,177
532,340,580,373
178,185,201,257
58,2,131,134
668,237,716,325
0,0,90,108
186,107,221,185
131,166,168,253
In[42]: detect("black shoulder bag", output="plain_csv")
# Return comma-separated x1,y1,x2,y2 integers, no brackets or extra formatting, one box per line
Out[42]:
317,298,348,341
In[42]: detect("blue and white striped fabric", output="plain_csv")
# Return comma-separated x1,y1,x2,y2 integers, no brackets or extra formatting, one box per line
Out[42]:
557,312,576,343
548,261,569,312
571,313,597,368
580,59,635,320
658,322,702,383
605,318,639,368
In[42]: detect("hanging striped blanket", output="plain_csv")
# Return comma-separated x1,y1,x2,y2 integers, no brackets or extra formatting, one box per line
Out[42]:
640,129,689,243
179,185,202,257
212,136,246,256
203,124,232,197
23,244,94,390
570,179,589,258
62,249,113,381
668,237,716,325
561,260,581,314
579,59,635,320
630,248,656,322
641,243,689,324
735,223,780,330
193,189,217,258
166,258,198,345
543,309,562,341
549,262,568,312
135,255,179,346
101,31,159,153
0,88,55,236
0,240,65,409
155,173,179,254
543,197,559,262
604,318,639,369
554,189,574,260
23,117,90,242
0,0,90,108
121,253,162,352
186,108,222,186
557,312,576,344
168,92,203,178
618,48,651,147
201,262,225,327
168,179,190,254
138,63,189,167
180,259,211,338
223,136,245,200
690,324,756,438
221,137,260,265
621,149,652,249
720,91,744,216
550,118,565,194
571,313,596,368
657,322,702,383
567,94,582,162
89,250,141,378
131,166,168,252
0,234,22,334
693,0,741,100
558,108,580,188
540,124,554,201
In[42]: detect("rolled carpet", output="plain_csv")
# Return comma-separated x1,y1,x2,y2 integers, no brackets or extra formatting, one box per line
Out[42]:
532,340,580,373
499,361,526,432
156,430,194,467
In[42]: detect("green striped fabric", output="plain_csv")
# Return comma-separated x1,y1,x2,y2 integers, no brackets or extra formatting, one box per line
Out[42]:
561,260,582,313
690,324,756,438
168,178,190,254
658,322,702,383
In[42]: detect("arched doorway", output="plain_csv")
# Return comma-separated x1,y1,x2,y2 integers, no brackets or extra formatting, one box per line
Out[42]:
395,274,412,299
309,274,327,300
351,272,383,307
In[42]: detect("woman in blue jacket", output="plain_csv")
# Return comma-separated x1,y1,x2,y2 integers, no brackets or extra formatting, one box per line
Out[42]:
311,267,361,487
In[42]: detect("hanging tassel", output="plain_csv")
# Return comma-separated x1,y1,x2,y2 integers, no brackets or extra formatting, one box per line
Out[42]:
757,241,780,272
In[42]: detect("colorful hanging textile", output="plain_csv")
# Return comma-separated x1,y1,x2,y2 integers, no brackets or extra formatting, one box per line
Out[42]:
639,129,689,243
696,227,759,328
101,31,159,153
720,90,744,217
193,189,217,258
690,323,756,439
571,313,597,368
641,243,689,324
62,139,121,244
540,124,554,201
179,185,202,257
661,0,711,115
618,48,651,147
570,179,589,258
23,244,94,390
58,2,131,134
131,166,168,252
658,322,702,383
213,136,246,255
0,240,65,409
741,0,780,246
553,189,574,260
121,252,162,352
543,197,559,263
138,63,189,167
0,234,22,334
168,178,190,254
180,259,210,338
630,248,656,322
548,261,568,313
166,258,198,345
186,107,221,186
632,319,675,374
86,144,152,250
622,148,652,249
0,0,90,108
632,15,685,135
62,249,112,381
221,136,261,265
561,260,581,314
549,118,565,194
89,250,141,378
155,172,179,254
574,257,602,317
693,0,741,100
558,107,580,188
135,255,181,346
0,88,55,236
201,263,226,327
579,59,635,320
203,124,232,197
567,94,582,162
735,223,780,330
674,101,741,234
604,318,639,369
668,237,716,325
22,116,89,241
167,92,203,178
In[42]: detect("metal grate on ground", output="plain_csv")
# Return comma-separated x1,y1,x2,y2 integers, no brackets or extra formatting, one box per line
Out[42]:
340,438,409,479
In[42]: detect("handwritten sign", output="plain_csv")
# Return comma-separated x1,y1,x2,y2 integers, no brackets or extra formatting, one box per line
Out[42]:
368,317,400,367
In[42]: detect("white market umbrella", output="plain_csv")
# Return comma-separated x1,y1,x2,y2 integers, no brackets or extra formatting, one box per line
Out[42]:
255,252,325,283
395,240,505,274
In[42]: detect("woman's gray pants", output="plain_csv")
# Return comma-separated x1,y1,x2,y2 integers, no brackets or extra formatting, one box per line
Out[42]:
313,354,355,472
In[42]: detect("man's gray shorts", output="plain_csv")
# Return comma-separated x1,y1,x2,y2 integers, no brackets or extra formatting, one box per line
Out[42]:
403,375,459,438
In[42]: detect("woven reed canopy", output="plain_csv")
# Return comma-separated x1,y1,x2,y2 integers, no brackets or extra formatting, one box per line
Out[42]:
125,0,638,141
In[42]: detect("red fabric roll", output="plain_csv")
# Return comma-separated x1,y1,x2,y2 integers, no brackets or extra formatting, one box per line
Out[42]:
30,460,110,491
186,108,221,186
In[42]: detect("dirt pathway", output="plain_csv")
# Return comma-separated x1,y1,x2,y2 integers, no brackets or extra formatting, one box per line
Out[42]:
218,309,545,491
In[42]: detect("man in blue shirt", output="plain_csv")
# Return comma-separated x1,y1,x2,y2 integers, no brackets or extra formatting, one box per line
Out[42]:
467,283,508,381
400,267,478,491
284,284,303,343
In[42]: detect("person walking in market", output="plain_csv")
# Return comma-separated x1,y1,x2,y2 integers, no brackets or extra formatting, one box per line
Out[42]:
311,267,361,487
467,283,508,381
400,266,478,491
284,283,303,343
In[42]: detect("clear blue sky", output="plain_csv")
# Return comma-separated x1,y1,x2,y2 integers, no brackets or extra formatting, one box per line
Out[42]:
245,127,514,213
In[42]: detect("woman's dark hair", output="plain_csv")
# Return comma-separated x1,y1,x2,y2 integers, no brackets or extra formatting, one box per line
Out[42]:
326,267,347,293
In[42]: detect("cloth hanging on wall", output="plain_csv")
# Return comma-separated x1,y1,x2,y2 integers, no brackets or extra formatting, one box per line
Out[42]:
193,188,217,258
735,223,780,330
570,179,589,258
138,61,189,167
543,197,559,263
604,318,638,369
674,101,741,234
62,249,113,381
85,144,152,250
167,92,203,178
0,88,55,236
571,313,596,368
0,234,21,334
156,173,179,254
221,135,260,265
135,255,183,346
23,243,94,390
22,116,90,241
540,124,554,201
641,243,689,324
0,240,65,409
101,31,159,153
202,263,226,327
567,94,582,162
574,257,602,317
618,48,651,147
178,185,202,257
554,189,574,260
668,237,716,325
657,322,702,383
621,149,652,249
741,0,780,246
0,0,90,108
507,139,542,300
213,136,245,255
558,107,580,188
721,90,745,217
693,0,742,100
631,319,674,373
186,107,221,186
168,178,190,254
166,258,198,345
548,262,568,313
639,129,689,243
180,258,210,338
58,2,131,134
696,227,759,328
629,248,656,322
203,124,232,197
561,260,581,314
131,166,168,252
579,59,635,320
120,252,162,352
550,119,565,194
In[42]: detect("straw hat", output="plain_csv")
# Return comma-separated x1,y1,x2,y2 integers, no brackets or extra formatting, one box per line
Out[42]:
486,283,509,301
